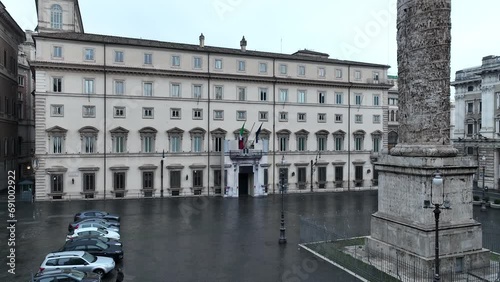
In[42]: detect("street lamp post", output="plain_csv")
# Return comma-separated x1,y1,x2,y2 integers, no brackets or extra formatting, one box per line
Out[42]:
161,150,165,198
310,152,320,192
425,170,450,282
433,203,441,282
279,156,287,244
310,159,313,192
481,155,487,212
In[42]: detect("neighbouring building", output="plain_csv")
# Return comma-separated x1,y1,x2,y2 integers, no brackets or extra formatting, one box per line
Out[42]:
31,0,392,200
452,55,500,190
17,30,36,181
0,1,26,190
387,75,399,150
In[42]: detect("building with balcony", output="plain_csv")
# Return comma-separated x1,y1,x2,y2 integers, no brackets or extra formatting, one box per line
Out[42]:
452,55,500,190
0,1,25,190
31,0,392,200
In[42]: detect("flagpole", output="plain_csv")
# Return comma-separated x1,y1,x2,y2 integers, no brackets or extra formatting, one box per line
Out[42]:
244,122,256,148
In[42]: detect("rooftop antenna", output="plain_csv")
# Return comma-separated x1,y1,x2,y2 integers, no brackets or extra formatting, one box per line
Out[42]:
280,38,282,53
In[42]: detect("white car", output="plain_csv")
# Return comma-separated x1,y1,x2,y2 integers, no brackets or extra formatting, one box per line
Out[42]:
67,227,120,241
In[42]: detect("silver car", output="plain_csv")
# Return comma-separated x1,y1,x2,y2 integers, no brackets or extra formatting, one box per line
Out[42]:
76,222,120,233
39,251,115,277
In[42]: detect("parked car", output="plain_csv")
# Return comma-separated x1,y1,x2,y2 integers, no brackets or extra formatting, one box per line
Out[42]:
59,239,123,261
68,221,120,233
74,211,120,223
69,218,120,232
67,227,120,241
31,269,101,282
66,236,122,247
39,251,115,277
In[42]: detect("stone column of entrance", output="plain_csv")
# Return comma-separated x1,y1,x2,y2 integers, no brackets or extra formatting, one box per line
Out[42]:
367,0,490,275
253,162,264,197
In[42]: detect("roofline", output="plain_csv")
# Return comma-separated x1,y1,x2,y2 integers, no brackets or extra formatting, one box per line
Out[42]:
0,1,26,41
33,32,390,69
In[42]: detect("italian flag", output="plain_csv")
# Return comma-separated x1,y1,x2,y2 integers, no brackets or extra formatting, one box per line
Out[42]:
239,122,245,149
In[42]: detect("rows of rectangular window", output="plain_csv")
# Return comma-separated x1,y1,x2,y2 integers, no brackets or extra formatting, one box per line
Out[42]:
52,46,365,79
0,137,17,157
50,134,206,154
0,96,17,117
277,136,380,152
48,131,380,154
51,165,374,195
51,169,222,196
51,77,382,106
1,48,17,73
289,165,375,189
53,104,381,124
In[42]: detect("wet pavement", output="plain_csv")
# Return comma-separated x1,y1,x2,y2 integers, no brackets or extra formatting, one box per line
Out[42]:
0,191,498,282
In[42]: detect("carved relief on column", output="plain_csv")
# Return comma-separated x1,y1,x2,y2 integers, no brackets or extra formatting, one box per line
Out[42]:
392,0,457,157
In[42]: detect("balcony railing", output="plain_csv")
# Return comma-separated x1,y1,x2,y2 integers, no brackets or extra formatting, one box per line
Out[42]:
229,149,263,160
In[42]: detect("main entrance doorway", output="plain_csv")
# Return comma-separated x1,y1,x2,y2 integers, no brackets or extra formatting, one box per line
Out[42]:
238,166,253,196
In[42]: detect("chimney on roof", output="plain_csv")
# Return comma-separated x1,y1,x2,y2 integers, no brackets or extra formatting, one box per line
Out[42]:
240,36,247,52
199,33,205,48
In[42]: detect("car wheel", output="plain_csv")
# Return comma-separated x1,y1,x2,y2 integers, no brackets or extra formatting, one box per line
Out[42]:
93,268,105,277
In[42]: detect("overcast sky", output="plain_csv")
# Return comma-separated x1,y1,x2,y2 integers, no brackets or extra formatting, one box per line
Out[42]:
3,0,500,81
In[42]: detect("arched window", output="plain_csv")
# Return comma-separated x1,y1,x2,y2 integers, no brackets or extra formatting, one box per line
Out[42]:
51,5,63,29
390,110,395,122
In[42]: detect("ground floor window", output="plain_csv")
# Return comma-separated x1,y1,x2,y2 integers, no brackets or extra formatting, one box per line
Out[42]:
318,167,327,188
170,170,181,196
143,172,154,197
355,166,363,187
51,174,63,193
193,170,203,195
113,172,126,197
372,169,379,186
297,167,306,189
214,169,222,194
335,166,343,188
264,168,268,193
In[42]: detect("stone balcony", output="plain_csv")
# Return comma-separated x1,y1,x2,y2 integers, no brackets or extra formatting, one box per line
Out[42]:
229,149,263,160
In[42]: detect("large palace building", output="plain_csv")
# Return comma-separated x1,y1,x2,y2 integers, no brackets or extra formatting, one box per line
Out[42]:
32,0,393,200
452,55,500,191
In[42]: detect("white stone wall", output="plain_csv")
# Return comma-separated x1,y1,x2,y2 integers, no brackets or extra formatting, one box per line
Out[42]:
32,34,390,200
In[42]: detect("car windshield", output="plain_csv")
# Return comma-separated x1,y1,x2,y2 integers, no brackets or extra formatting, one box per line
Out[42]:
82,252,97,263
95,241,108,249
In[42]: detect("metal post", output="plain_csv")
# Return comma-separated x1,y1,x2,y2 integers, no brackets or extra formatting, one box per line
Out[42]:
434,204,441,282
161,150,165,198
310,159,313,192
279,168,287,244
481,158,487,211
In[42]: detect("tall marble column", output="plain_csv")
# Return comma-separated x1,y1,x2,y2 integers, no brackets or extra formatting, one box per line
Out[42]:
367,0,489,274
391,0,457,157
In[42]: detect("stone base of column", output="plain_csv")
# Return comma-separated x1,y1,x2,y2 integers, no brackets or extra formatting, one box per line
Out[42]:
366,234,490,275
390,144,459,157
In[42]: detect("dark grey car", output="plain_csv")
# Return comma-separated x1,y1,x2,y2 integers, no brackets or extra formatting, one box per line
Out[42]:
31,269,101,282
73,211,120,222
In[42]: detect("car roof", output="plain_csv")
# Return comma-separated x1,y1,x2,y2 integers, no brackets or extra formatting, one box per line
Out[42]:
75,217,107,222
45,251,85,258
80,210,107,213
74,227,100,232
65,239,102,246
